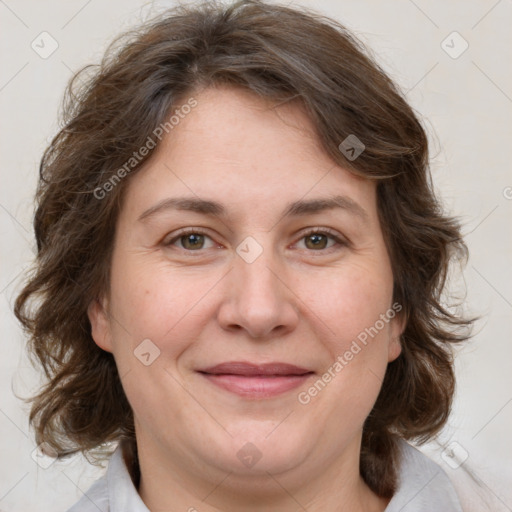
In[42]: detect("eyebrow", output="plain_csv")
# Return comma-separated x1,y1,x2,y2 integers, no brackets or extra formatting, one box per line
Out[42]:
137,194,369,223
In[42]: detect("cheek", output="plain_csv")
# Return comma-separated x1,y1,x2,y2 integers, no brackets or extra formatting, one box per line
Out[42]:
298,271,395,441
306,260,394,349
298,259,395,414
107,256,222,364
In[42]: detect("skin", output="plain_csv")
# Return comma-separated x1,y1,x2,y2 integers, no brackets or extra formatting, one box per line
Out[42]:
88,85,405,512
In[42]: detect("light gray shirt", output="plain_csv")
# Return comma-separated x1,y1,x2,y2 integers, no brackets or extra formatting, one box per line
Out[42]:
67,439,463,511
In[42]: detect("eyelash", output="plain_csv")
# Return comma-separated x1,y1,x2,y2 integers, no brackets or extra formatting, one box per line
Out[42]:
164,227,348,254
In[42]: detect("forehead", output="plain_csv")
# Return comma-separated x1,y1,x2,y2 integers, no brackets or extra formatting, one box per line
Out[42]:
167,85,327,165
121,85,377,223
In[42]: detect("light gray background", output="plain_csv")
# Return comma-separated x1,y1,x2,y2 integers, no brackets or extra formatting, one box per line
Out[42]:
1,1,511,511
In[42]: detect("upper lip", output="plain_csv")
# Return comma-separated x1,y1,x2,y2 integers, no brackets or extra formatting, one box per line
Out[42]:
199,361,313,376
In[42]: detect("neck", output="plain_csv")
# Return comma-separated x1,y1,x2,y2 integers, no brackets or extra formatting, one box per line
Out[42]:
134,435,390,512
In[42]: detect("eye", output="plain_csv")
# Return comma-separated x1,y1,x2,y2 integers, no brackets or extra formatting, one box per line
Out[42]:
295,228,346,251
164,228,217,251
164,227,347,253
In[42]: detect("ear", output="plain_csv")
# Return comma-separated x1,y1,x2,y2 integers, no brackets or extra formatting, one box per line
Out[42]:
387,307,407,363
87,297,113,353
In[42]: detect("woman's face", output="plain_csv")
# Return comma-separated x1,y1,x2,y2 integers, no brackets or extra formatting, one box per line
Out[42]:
89,85,403,489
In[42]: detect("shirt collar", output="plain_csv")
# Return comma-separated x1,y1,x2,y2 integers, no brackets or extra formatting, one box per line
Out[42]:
107,445,149,512
384,440,463,512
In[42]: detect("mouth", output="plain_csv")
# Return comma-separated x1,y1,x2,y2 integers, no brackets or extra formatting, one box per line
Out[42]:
197,361,315,399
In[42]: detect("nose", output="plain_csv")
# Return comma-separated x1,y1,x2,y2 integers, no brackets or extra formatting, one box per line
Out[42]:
217,248,300,339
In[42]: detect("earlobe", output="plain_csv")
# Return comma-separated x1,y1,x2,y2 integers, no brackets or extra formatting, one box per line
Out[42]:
87,297,113,353
388,311,406,362
387,335,402,362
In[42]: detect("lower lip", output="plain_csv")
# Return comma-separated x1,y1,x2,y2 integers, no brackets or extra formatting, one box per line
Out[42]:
201,373,313,399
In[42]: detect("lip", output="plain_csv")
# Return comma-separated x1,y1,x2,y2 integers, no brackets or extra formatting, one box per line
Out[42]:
198,361,314,399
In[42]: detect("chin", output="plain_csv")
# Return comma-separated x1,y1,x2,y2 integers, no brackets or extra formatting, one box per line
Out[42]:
205,421,312,476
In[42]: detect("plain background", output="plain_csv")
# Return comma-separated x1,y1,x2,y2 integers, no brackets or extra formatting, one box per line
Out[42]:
1,0,511,511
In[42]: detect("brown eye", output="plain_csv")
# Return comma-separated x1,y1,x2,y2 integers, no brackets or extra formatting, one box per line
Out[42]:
297,230,343,251
165,229,216,251
180,233,205,250
304,233,330,250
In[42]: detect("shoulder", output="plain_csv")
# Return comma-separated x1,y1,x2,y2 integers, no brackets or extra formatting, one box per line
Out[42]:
385,439,463,512
64,446,148,512
65,474,109,512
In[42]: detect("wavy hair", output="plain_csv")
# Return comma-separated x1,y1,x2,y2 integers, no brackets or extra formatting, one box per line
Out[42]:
14,0,472,498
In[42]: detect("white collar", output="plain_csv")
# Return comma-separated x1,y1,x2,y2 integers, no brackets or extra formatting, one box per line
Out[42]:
385,441,463,511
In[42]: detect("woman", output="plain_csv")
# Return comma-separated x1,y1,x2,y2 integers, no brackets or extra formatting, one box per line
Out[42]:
14,1,472,510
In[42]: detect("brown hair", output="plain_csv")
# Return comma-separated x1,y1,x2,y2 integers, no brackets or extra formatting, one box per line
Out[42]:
14,0,472,498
